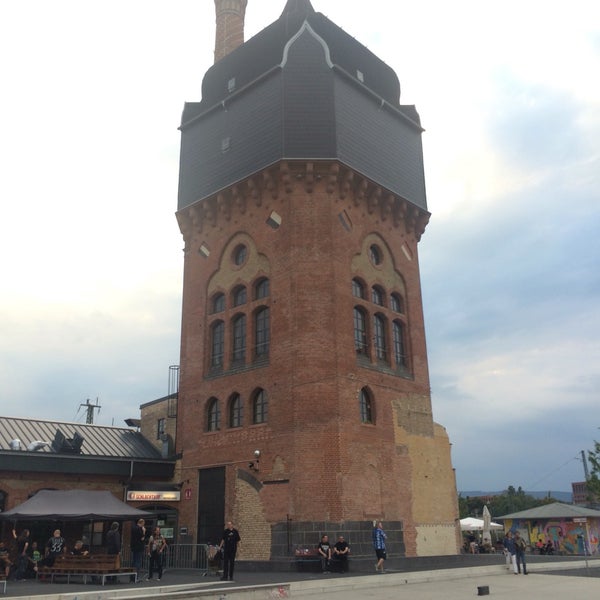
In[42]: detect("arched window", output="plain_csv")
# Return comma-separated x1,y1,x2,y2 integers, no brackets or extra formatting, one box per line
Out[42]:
212,292,225,314
374,314,387,361
391,293,404,313
233,244,247,266
393,320,408,368
352,278,365,299
210,321,225,368
207,398,220,432
369,244,382,266
255,278,270,300
233,285,247,307
359,388,373,424
371,285,385,306
252,389,268,424
255,308,270,357
232,314,247,362
354,307,368,355
229,393,243,428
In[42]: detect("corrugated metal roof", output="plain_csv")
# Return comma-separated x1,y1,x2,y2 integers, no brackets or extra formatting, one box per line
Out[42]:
497,502,600,520
0,416,162,459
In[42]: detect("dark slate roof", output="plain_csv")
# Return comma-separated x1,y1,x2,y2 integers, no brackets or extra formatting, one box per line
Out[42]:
183,1,403,124
0,416,162,459
497,502,600,520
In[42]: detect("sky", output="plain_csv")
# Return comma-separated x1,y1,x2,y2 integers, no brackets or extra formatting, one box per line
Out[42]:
1,0,599,494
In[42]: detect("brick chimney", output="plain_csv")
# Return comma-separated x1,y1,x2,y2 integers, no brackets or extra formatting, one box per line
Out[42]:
214,0,248,63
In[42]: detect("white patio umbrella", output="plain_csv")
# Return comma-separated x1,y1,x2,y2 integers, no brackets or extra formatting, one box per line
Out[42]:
482,504,492,542
459,517,503,531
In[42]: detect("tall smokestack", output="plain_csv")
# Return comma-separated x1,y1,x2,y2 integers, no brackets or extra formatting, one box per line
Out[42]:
214,0,248,63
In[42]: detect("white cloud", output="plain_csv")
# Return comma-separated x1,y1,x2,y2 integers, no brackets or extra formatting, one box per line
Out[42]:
0,0,598,492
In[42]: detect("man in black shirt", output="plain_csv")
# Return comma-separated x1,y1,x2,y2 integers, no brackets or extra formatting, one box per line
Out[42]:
219,521,241,581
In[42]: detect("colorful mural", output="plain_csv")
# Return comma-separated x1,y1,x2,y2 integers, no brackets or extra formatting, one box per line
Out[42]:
504,517,600,555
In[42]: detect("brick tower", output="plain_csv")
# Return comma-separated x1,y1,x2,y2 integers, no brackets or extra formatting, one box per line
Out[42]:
175,0,460,560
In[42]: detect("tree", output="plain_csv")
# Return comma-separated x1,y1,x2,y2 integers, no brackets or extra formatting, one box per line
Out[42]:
586,440,600,500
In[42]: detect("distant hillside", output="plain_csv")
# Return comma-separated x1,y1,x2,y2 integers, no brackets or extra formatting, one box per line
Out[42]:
460,490,572,503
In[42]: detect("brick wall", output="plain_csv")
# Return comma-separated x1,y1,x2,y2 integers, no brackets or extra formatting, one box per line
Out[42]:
175,161,456,557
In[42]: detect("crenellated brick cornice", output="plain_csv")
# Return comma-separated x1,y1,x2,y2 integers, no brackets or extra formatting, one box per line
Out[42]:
176,160,430,246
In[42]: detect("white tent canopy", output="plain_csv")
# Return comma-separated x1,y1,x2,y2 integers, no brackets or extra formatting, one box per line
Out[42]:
460,517,503,532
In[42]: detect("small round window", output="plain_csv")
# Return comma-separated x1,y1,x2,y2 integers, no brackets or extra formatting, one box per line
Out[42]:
369,244,382,266
233,244,247,266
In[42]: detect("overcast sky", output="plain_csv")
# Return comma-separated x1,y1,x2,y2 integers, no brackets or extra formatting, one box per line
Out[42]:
1,0,598,494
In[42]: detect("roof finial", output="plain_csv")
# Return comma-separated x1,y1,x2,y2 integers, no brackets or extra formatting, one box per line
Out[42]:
280,0,315,18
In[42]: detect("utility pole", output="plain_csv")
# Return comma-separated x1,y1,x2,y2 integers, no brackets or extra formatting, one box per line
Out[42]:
581,450,590,480
80,397,101,424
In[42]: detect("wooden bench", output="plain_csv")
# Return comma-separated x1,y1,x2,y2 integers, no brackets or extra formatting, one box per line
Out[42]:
39,553,137,585
291,548,322,572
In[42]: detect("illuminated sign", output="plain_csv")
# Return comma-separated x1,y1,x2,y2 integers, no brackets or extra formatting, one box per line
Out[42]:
126,490,181,502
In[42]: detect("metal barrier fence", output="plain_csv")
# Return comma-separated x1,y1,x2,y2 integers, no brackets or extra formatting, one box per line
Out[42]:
121,544,211,573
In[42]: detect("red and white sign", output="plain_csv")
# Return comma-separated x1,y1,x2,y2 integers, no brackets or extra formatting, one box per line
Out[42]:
127,490,181,502
184,488,192,500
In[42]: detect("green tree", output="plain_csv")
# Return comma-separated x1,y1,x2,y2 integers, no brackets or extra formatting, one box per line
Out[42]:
586,440,600,499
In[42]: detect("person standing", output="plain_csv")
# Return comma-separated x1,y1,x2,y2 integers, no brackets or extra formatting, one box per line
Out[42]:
12,528,30,581
372,521,387,573
514,531,528,574
106,522,121,583
130,518,146,582
219,521,241,581
147,526,167,581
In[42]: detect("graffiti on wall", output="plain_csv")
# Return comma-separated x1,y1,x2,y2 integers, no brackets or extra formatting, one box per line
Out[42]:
505,518,599,555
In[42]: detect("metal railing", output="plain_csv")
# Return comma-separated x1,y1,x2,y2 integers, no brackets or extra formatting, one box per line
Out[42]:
121,544,210,572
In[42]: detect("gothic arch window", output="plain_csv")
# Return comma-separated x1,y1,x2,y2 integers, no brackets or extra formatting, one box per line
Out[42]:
359,388,374,424
373,313,388,362
252,389,268,424
393,320,408,369
390,292,404,314
232,285,247,307
354,307,368,355
212,292,225,314
228,393,243,428
254,277,270,300
352,278,365,299
255,307,270,358
371,285,385,306
210,321,225,369
207,398,220,432
232,314,247,363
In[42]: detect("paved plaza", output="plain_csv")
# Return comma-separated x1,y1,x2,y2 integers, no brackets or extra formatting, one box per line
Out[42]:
2,559,599,599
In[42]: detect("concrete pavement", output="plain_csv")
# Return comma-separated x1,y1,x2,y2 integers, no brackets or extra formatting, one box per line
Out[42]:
2,558,599,600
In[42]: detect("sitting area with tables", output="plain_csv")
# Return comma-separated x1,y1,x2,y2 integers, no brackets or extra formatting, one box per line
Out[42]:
38,553,137,585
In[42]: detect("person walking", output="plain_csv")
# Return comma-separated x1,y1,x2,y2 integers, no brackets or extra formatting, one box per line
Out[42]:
514,531,528,574
372,521,387,573
503,531,518,574
219,521,241,581
147,526,167,581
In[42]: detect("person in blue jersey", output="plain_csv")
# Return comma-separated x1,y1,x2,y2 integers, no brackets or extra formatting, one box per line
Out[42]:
372,521,387,573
